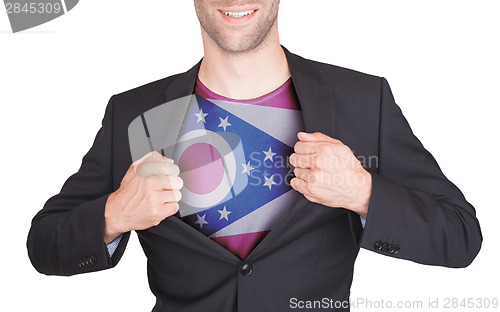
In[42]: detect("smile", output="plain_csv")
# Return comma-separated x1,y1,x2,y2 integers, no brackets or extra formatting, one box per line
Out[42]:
220,10,256,18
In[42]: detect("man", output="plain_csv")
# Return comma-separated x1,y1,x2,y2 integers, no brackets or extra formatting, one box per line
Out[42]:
27,1,482,311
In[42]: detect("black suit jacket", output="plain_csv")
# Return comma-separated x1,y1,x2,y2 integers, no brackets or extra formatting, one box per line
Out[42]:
27,46,482,311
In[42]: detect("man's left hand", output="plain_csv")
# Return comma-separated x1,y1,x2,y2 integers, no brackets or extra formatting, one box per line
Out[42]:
289,132,372,219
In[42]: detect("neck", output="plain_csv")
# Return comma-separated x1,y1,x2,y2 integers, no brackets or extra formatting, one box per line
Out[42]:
197,25,291,100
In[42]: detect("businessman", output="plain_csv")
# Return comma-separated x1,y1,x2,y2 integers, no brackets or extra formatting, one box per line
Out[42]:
27,1,482,311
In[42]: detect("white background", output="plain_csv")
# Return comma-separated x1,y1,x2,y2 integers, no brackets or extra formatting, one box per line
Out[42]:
1,1,499,311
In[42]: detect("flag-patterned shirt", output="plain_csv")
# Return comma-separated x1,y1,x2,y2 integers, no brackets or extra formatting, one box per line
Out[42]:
177,77,306,260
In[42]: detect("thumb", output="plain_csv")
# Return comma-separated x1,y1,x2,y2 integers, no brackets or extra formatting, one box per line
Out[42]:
133,151,173,167
297,131,340,143
130,151,174,176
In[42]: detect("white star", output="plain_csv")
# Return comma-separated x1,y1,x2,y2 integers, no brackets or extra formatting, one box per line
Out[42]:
241,161,255,176
194,108,208,123
194,214,208,229
218,116,231,131
218,206,232,221
263,174,277,190
263,147,277,162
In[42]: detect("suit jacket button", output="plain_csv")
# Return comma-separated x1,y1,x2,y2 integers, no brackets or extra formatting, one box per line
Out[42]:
393,245,400,254
240,263,253,276
89,256,97,265
80,258,88,267
381,242,389,252
374,241,383,250
387,244,395,254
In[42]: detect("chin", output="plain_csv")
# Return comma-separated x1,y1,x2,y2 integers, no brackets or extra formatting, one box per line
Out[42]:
219,36,262,54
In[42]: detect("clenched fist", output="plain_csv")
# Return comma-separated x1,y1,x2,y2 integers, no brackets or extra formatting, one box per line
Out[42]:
289,132,372,219
104,151,184,244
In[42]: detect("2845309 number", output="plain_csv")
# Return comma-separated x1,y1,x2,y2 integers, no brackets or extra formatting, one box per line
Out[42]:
5,2,62,14
443,298,498,309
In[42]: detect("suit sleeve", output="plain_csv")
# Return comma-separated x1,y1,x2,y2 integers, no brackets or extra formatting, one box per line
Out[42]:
27,95,130,276
352,77,482,268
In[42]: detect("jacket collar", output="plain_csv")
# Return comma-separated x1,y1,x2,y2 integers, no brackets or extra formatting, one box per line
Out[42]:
163,45,336,138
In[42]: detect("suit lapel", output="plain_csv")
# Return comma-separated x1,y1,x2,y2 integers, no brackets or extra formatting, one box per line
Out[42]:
283,46,336,137
163,59,202,102
158,46,338,261
246,47,337,257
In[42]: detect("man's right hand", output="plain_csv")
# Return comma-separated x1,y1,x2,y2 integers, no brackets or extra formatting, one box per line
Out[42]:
103,151,183,244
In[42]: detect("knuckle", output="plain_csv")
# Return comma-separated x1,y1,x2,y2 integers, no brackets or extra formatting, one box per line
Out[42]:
166,202,179,215
293,155,302,167
173,176,184,189
152,215,163,226
164,177,175,189
306,182,316,196
166,163,180,176
308,171,317,184
337,144,350,154
318,144,330,154
313,155,327,168
312,156,320,167
150,151,161,158
173,164,181,175
313,171,323,185
137,162,152,171
293,177,302,188
293,142,301,152
161,178,174,190
141,177,157,188
173,190,182,202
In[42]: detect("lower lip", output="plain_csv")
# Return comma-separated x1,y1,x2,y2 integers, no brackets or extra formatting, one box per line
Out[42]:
218,10,258,24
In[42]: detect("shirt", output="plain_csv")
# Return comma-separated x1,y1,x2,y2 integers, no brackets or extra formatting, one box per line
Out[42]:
184,76,305,259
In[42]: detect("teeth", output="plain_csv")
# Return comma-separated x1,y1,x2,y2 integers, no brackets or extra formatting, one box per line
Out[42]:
222,10,255,18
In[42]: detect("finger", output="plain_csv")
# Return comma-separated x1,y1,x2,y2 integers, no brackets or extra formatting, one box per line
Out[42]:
297,132,342,144
164,158,174,164
161,202,180,217
293,141,317,154
293,167,323,185
294,140,341,155
148,175,183,191
158,189,182,203
293,167,310,181
290,177,318,200
289,153,316,168
136,162,180,179
134,151,174,168
294,139,345,155
133,151,160,167
160,175,184,191
142,154,174,165
165,163,180,176
126,152,158,181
